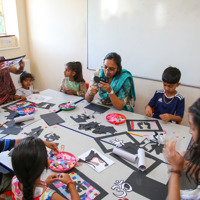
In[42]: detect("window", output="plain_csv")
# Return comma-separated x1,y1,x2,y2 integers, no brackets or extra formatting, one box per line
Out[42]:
0,0,19,49
0,0,6,35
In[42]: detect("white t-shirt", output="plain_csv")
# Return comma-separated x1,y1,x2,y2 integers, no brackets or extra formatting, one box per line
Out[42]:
16,86,33,97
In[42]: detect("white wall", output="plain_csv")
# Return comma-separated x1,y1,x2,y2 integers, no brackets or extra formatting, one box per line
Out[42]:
25,0,200,126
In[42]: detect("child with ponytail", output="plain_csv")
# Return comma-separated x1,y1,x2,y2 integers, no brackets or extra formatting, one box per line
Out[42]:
11,136,80,200
60,62,87,97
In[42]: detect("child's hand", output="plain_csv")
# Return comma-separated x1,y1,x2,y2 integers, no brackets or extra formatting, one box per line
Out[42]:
145,105,153,117
21,96,27,101
160,113,171,122
58,173,72,185
164,140,184,171
65,89,77,95
45,174,59,186
43,141,58,151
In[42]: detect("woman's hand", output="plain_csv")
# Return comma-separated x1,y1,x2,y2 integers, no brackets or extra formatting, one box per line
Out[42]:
164,140,184,171
99,81,112,93
45,174,59,186
58,173,72,185
89,86,99,96
19,59,25,71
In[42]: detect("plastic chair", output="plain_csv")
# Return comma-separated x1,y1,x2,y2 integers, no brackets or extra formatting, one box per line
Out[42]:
85,82,89,90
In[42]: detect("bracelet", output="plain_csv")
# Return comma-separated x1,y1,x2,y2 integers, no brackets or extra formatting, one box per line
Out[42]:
66,181,74,192
169,170,182,176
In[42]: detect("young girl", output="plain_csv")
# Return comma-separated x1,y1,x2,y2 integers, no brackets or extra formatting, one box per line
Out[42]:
11,136,80,200
60,62,87,97
165,98,200,199
14,71,36,101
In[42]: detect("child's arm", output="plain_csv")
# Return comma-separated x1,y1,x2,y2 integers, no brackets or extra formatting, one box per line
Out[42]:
145,105,153,117
160,114,182,123
14,95,27,101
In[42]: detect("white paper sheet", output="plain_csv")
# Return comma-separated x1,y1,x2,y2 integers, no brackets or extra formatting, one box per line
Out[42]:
26,94,52,104
78,148,114,173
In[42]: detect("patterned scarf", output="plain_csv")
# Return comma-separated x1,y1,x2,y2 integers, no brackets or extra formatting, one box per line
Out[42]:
98,69,136,101
0,68,16,105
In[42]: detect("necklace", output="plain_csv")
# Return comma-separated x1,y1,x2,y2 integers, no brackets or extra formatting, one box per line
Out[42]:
163,93,175,104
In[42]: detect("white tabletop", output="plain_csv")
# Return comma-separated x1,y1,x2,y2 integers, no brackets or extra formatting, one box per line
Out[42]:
0,90,191,200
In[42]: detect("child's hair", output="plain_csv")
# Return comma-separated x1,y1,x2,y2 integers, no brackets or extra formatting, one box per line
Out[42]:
186,98,200,184
104,52,122,76
65,62,85,82
12,136,48,200
162,66,181,84
20,71,35,84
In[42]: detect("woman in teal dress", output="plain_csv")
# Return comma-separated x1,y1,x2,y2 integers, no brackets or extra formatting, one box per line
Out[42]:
85,52,136,112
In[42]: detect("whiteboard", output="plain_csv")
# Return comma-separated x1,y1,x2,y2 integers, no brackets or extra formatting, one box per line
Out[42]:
87,0,200,88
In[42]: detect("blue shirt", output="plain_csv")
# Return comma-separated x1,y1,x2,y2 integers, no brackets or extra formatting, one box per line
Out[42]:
0,139,15,184
0,139,15,153
148,89,185,120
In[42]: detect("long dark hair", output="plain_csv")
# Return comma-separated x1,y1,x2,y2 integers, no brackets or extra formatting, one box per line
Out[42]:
186,98,200,184
65,61,85,82
12,137,48,200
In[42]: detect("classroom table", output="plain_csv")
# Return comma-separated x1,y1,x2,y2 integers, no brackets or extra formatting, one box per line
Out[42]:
0,89,192,200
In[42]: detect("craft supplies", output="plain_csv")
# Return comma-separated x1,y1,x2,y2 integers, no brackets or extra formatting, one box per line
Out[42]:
106,113,126,125
127,132,143,137
0,121,8,127
137,148,146,171
14,114,34,123
113,147,146,171
49,151,77,172
59,101,76,111
112,147,137,163
7,101,36,112
16,106,35,115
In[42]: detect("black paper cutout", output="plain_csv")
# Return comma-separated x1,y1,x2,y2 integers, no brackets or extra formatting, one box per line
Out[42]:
78,150,108,168
40,112,65,126
125,171,167,199
78,122,117,134
70,114,94,123
44,132,60,142
49,168,108,200
35,102,55,109
0,120,23,135
126,120,163,132
84,103,110,113
23,126,43,138
94,132,135,153
79,122,99,131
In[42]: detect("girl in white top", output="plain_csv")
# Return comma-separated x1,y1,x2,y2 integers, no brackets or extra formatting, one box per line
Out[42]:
15,71,36,101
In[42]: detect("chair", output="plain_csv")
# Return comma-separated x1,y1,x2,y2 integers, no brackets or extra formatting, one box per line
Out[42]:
85,82,89,90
